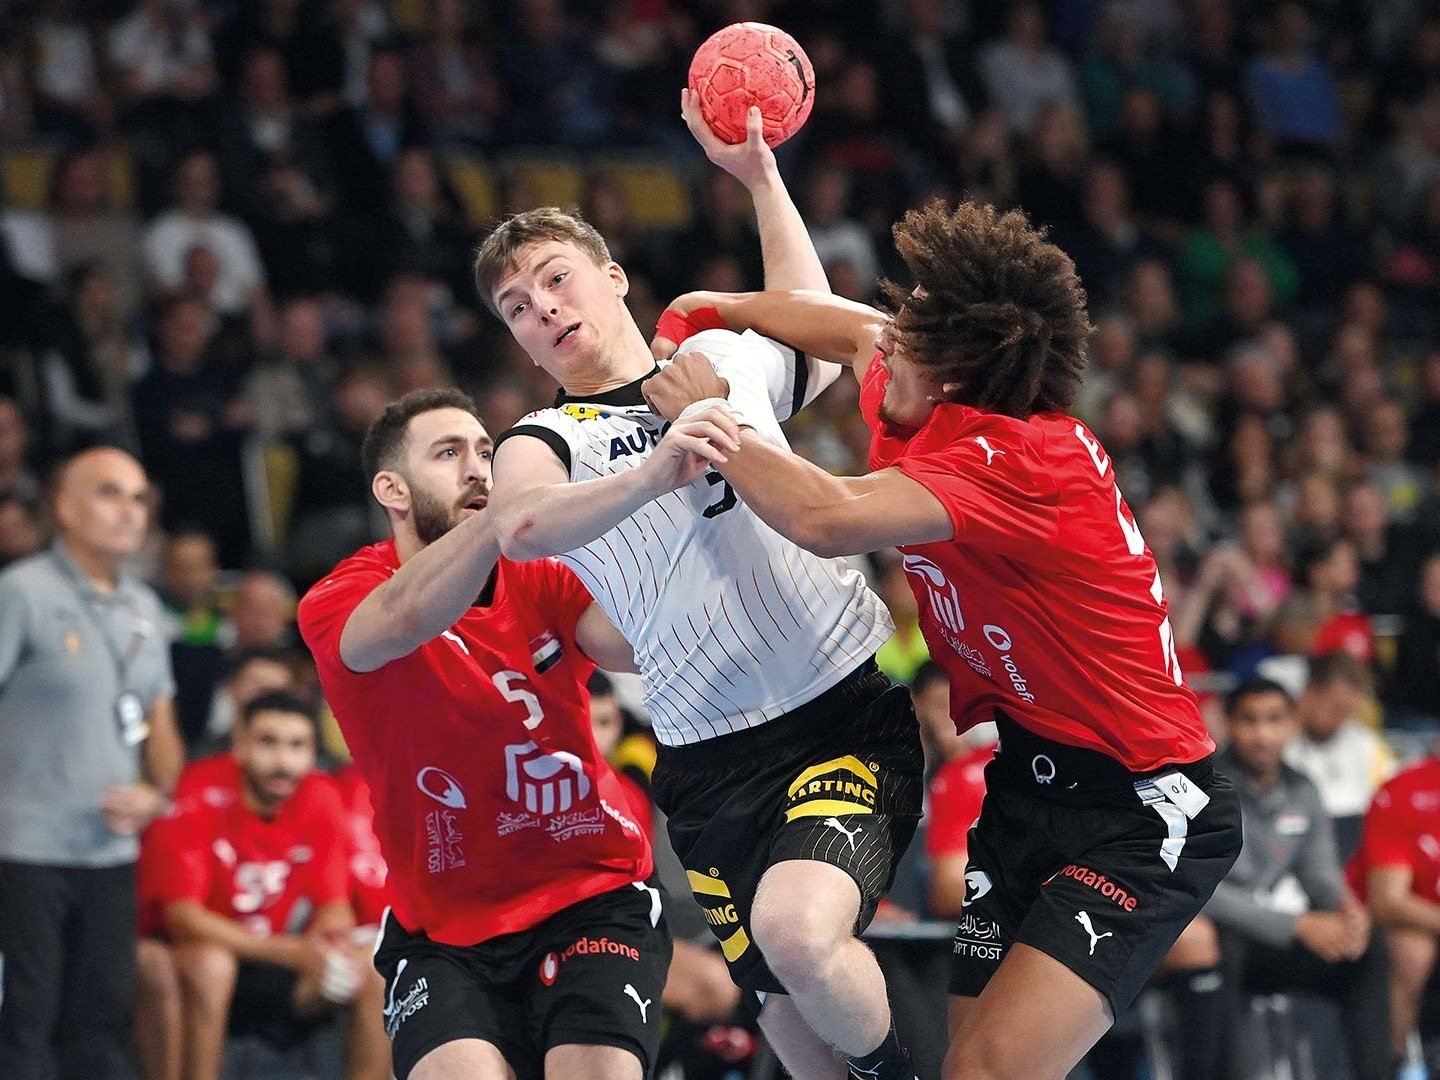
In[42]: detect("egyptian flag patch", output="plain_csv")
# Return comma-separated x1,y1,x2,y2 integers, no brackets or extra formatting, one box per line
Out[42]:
531,631,564,673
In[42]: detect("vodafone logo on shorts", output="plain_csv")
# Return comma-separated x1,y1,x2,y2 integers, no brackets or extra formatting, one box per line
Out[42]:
538,936,642,987
1046,863,1140,912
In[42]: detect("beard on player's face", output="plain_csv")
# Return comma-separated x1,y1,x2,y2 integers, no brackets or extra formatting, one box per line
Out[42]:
408,474,488,545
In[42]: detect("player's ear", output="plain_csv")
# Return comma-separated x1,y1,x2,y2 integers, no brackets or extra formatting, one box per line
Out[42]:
608,261,630,300
371,469,409,514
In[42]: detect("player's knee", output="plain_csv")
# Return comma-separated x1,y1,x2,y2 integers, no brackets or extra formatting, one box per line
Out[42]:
750,906,844,991
1169,914,1220,969
135,939,180,1000
942,1024,1013,1080
175,942,237,1008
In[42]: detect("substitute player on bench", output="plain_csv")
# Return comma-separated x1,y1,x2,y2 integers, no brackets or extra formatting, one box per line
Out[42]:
298,389,668,1080
644,201,1243,1080
482,96,924,1080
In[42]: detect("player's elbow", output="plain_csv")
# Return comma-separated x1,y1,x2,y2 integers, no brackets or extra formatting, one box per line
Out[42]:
788,507,858,559
495,506,550,562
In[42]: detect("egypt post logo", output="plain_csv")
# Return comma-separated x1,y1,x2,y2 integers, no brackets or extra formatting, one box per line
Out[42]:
560,404,603,422
784,755,878,823
687,869,751,963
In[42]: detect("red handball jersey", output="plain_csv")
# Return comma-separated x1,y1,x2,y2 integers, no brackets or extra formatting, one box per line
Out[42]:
861,359,1214,771
332,763,390,926
144,770,351,937
138,753,241,936
926,747,992,859
1349,758,1440,903
297,542,653,946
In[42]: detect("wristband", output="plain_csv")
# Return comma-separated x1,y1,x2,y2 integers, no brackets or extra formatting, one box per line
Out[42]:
655,305,726,348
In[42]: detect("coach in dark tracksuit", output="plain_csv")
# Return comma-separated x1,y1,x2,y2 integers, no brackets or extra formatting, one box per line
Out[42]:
0,449,182,1080
1201,677,1390,1080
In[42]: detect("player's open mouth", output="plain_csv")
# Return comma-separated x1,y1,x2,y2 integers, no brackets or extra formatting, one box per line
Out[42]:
463,496,488,511
554,323,581,347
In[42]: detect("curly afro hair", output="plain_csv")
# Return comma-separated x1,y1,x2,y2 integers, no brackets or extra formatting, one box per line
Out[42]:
882,200,1093,417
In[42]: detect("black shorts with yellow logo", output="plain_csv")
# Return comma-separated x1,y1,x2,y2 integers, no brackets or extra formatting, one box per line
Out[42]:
650,658,924,995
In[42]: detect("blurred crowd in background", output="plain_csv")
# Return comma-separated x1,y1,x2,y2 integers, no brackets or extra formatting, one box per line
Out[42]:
3,0,1440,1077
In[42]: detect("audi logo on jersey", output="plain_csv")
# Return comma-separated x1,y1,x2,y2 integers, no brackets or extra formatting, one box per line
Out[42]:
901,554,964,635
504,741,591,814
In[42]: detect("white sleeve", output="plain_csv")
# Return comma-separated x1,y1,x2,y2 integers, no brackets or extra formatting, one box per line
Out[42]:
493,408,586,483
675,328,843,423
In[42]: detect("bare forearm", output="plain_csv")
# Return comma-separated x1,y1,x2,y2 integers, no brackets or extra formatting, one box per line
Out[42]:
341,509,501,670
498,470,660,561
1372,891,1440,935
166,902,303,968
751,173,828,292
717,429,950,555
705,290,884,368
718,431,853,555
142,700,182,794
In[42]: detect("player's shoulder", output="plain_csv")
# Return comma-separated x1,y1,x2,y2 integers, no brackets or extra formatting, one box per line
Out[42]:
314,542,396,584
1380,758,1440,801
177,752,238,797
674,326,762,361
300,542,396,607
498,403,600,441
296,770,348,819
493,406,601,474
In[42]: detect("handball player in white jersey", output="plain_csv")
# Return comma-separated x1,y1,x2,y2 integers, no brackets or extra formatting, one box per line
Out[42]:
480,96,924,1080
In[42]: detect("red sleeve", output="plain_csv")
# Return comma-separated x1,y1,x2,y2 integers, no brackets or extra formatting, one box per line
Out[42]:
1358,785,1414,871
896,431,1060,554
532,558,599,641
925,759,986,859
297,560,389,671
305,779,354,907
152,807,214,908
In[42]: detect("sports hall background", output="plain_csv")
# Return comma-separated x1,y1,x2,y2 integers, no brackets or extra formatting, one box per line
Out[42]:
1,0,1439,1077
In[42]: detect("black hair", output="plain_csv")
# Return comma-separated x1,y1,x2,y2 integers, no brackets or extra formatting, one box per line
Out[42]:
1225,675,1294,717
360,388,483,480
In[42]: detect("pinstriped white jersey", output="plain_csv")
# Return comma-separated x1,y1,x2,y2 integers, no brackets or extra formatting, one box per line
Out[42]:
494,330,894,746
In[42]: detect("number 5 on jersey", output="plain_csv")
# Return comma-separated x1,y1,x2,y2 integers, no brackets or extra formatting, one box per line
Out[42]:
493,670,545,730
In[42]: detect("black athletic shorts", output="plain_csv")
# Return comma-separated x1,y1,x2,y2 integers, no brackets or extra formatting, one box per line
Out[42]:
950,714,1242,1017
228,961,329,1049
373,879,672,1080
651,658,925,996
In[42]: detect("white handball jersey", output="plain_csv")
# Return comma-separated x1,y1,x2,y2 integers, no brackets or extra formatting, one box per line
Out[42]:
493,329,894,746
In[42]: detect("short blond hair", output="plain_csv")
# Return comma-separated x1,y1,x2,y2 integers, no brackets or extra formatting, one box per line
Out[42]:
473,207,611,316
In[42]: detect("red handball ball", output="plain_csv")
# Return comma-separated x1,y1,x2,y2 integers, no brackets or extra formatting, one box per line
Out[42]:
688,22,815,149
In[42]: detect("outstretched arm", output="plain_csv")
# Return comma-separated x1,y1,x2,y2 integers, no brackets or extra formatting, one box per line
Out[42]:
662,405,952,557
680,89,826,292
490,425,738,562
654,289,886,374
339,507,502,672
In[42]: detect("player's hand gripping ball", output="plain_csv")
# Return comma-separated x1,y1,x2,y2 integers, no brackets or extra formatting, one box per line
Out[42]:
688,22,815,148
